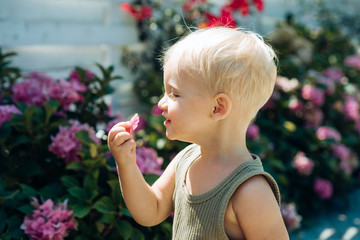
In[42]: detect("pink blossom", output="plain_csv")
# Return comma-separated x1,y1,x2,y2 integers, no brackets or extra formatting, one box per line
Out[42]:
280,203,302,232
344,55,360,69
49,120,99,164
301,85,325,107
0,104,22,126
246,124,259,140
344,95,359,121
69,69,94,82
136,147,164,175
21,198,77,240
316,76,335,95
12,72,58,107
152,105,163,115
304,108,323,128
275,76,299,92
288,98,304,112
316,126,341,142
313,178,333,200
322,67,344,81
12,71,86,109
128,113,139,134
332,144,352,174
292,152,314,176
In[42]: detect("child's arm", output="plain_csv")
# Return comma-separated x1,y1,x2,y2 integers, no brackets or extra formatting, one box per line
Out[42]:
232,175,289,239
107,122,175,226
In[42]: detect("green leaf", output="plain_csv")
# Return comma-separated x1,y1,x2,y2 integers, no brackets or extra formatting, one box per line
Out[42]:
93,196,115,214
38,182,61,198
131,228,145,240
61,175,79,188
72,203,91,218
75,130,94,145
66,162,85,171
99,213,116,224
20,184,37,198
107,179,121,206
17,204,33,214
67,187,87,199
116,220,133,240
89,143,98,158
120,208,132,218
44,100,59,124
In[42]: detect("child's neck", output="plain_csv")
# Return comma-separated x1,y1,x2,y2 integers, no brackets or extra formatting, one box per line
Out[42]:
197,126,252,165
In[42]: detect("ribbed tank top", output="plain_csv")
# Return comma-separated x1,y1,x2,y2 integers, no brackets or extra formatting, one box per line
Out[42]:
172,144,281,240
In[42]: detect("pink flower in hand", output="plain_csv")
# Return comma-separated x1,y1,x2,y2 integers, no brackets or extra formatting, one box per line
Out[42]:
127,113,139,134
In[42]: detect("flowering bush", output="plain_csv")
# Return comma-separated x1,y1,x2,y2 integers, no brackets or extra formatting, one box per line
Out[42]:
0,51,168,239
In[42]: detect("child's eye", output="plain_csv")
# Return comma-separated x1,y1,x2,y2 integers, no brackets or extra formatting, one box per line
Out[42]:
169,92,179,99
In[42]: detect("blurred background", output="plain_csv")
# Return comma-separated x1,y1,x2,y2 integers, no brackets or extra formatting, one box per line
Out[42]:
1,0,360,239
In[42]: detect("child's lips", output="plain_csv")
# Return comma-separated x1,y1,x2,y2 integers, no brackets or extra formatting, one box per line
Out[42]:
164,119,171,126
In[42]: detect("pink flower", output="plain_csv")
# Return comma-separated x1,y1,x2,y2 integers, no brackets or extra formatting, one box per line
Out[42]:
280,203,302,232
12,71,86,109
0,105,22,126
301,85,325,107
136,147,164,175
288,98,304,112
152,105,163,115
313,178,333,200
344,95,359,121
21,198,77,240
332,144,352,174
246,124,259,140
304,108,323,128
316,126,341,142
292,152,314,176
12,72,58,107
69,69,94,82
49,120,99,164
322,67,344,81
275,76,299,92
128,113,139,134
344,55,360,69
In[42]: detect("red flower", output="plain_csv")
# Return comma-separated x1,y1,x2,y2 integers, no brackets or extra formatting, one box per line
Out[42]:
121,2,152,21
253,0,264,11
227,0,250,16
204,8,237,28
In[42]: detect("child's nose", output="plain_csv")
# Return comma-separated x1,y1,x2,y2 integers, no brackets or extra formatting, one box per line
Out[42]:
158,95,167,111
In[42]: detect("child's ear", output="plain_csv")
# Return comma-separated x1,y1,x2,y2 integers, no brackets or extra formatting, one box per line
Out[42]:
211,93,232,121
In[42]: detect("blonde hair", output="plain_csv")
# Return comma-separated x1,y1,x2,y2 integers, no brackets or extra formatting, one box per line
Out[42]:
163,27,278,121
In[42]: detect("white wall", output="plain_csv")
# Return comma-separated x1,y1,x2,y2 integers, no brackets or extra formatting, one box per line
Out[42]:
0,0,297,116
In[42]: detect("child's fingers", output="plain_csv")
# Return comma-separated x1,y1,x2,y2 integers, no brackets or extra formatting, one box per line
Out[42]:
108,126,126,143
111,131,132,147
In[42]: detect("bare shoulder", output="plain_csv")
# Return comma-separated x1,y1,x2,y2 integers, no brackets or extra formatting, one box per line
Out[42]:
230,175,289,240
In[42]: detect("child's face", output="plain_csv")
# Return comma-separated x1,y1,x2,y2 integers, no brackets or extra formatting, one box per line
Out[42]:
158,56,214,143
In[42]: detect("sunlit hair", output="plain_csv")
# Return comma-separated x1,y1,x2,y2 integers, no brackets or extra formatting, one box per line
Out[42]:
163,27,278,121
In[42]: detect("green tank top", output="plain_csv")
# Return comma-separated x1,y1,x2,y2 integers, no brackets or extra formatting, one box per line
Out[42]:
172,144,281,240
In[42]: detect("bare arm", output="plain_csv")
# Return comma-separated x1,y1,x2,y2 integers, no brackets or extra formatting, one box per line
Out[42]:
232,175,289,240
107,122,175,226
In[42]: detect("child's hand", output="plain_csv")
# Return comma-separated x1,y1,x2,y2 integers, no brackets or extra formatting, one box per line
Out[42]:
107,114,139,167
